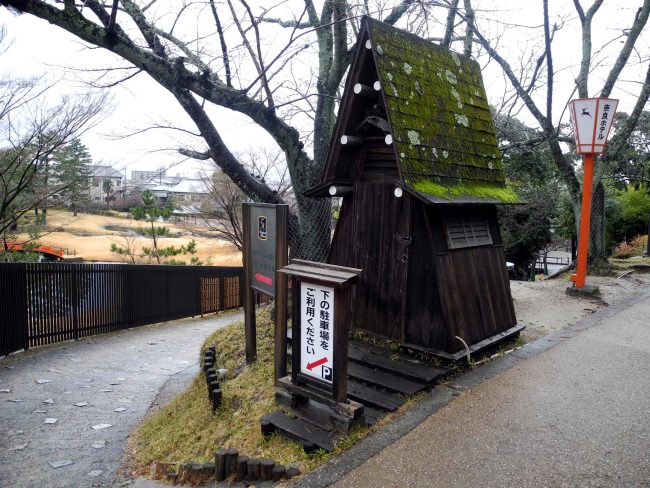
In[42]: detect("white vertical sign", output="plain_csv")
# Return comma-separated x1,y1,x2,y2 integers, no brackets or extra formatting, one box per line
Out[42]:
569,98,618,154
300,282,334,384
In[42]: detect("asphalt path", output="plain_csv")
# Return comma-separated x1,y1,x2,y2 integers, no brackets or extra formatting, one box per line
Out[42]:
333,294,650,487
0,312,243,488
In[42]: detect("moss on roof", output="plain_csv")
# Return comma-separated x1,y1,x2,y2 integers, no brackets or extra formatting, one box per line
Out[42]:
367,19,517,203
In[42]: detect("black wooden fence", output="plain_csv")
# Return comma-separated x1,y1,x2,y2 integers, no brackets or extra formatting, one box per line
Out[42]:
0,263,245,357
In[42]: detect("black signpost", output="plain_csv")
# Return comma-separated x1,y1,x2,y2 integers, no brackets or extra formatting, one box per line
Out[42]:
242,203,288,366
277,260,363,432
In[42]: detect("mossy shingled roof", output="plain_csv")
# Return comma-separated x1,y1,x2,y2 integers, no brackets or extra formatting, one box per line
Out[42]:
367,19,518,203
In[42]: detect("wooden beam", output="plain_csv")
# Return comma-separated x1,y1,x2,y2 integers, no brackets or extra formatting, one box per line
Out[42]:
274,204,288,381
328,185,353,197
340,135,364,146
242,203,256,364
353,83,379,98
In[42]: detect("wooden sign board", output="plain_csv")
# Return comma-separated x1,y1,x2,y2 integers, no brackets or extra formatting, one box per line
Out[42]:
247,204,279,297
242,203,288,365
568,98,618,154
278,260,360,405
300,282,335,384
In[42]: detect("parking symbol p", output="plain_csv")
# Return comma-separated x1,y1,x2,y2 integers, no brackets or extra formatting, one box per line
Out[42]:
322,365,332,381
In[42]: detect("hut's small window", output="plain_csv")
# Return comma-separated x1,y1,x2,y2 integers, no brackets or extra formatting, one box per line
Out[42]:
446,217,492,249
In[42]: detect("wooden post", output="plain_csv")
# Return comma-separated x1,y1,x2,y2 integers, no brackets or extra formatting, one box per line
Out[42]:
332,284,351,403
247,459,261,481
72,265,79,341
214,449,227,481
571,153,595,289
224,448,238,477
219,275,225,312
274,204,288,381
235,455,248,482
242,203,257,364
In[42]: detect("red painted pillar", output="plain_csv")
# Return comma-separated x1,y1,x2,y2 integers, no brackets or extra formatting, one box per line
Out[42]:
571,153,595,288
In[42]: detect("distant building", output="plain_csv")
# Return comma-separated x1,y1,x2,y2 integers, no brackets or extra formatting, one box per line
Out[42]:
149,179,209,208
88,165,124,203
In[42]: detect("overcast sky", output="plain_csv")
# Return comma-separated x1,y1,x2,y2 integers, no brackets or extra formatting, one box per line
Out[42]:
1,1,647,178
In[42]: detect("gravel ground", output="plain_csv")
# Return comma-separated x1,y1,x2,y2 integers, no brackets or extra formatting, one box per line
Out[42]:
511,271,650,340
0,311,243,488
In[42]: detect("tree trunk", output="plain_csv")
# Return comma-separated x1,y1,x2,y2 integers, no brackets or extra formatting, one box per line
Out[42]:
587,181,609,272
291,197,331,262
151,220,161,264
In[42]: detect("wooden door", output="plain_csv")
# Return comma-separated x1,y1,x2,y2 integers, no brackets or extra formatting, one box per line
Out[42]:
352,182,411,341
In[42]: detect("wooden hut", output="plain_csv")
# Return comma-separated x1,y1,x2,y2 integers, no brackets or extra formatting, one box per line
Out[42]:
307,18,523,360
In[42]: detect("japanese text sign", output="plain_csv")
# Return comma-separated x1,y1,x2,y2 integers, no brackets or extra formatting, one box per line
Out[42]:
248,204,277,296
300,282,334,384
569,98,618,154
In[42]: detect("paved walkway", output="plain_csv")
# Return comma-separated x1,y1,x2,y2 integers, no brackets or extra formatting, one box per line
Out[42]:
0,311,243,488
332,294,650,487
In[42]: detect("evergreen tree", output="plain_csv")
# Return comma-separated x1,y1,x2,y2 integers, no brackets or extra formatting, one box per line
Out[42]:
52,138,92,216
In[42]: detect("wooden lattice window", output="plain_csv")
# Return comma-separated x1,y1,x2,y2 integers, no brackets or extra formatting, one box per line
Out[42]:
446,216,492,249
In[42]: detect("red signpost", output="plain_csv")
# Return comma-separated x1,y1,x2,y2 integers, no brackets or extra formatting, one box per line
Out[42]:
568,98,618,289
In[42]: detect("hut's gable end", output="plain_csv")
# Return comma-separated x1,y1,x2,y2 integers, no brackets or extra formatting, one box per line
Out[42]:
367,20,518,203
321,29,399,184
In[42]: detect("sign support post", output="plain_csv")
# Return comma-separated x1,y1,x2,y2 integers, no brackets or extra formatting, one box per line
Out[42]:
242,204,256,364
242,203,288,365
567,97,618,291
274,205,288,381
572,153,594,289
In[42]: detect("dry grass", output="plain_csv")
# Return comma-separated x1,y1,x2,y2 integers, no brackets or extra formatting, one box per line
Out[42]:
611,234,649,263
18,209,241,265
126,308,425,479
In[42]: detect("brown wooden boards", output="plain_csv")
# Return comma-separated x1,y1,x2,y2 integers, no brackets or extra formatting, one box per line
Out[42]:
346,362,425,395
261,412,334,452
242,203,288,366
347,343,447,385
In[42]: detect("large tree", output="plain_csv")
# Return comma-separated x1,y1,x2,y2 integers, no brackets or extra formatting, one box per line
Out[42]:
460,0,650,266
0,0,422,261
2,1,648,266
0,23,105,236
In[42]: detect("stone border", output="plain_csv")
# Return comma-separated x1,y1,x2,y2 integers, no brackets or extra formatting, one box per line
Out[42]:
292,289,650,487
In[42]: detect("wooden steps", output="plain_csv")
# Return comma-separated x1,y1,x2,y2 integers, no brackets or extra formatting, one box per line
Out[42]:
263,339,449,453
347,342,447,385
347,362,426,395
261,412,334,452
347,379,404,411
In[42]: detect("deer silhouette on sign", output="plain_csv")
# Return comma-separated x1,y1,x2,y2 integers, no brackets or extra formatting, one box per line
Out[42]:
581,108,592,118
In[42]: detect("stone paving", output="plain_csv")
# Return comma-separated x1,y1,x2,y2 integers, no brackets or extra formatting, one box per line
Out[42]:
0,311,243,488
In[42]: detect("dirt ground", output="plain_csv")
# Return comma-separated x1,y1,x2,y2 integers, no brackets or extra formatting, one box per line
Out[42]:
19,209,242,265
511,268,650,341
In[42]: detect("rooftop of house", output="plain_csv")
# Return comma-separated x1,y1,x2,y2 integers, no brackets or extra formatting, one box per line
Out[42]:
150,178,208,195
318,18,518,204
89,165,123,179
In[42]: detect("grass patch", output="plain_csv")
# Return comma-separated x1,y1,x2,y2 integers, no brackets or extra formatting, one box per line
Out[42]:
126,308,440,479
127,306,308,472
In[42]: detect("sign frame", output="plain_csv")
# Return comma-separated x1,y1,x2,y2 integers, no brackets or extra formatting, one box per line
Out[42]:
278,260,360,404
242,203,288,366
568,98,619,155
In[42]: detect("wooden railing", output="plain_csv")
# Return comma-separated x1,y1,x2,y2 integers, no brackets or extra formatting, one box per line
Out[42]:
0,263,246,357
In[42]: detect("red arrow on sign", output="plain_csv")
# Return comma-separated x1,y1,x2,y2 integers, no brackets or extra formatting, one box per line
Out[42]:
306,357,328,371
255,273,273,285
